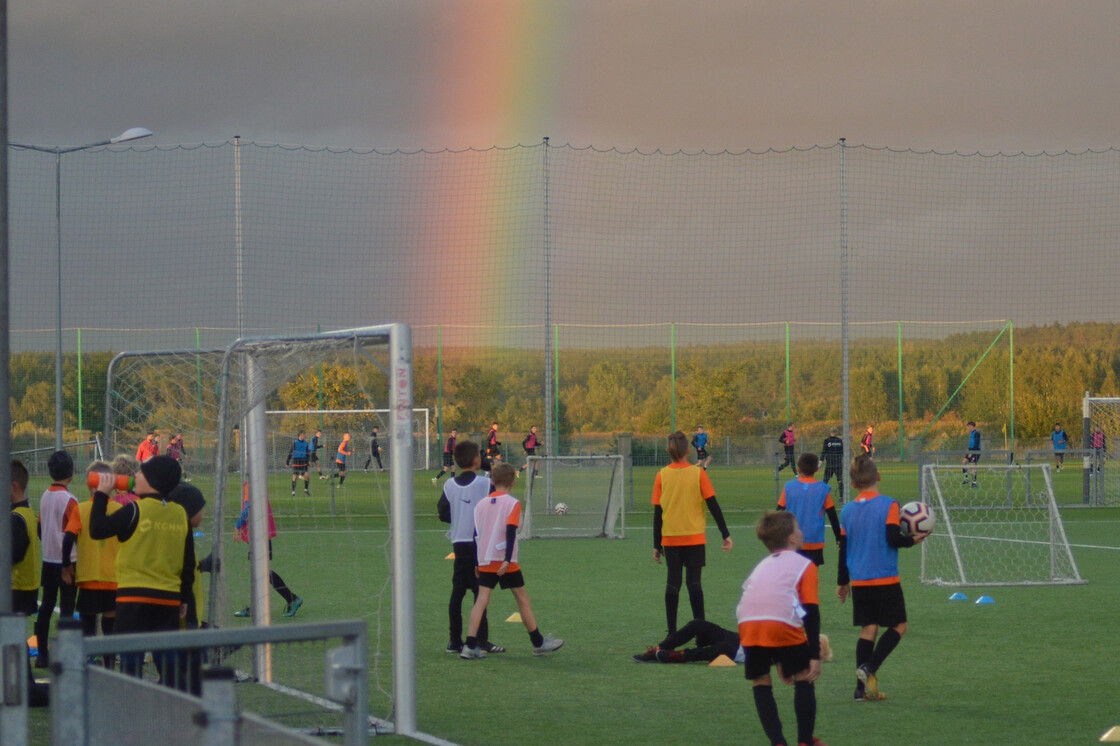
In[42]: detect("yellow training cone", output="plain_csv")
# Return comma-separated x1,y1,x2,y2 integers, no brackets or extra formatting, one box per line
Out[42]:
506,612,522,623
1100,726,1120,742
445,552,455,560
708,654,736,667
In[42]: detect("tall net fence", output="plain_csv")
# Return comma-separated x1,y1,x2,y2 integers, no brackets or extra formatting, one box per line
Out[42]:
9,141,1120,463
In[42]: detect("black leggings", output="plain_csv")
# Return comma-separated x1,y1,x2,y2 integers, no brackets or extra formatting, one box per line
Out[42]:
664,547,705,634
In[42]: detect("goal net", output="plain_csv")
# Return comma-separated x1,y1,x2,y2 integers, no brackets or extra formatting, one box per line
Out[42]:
103,325,424,738
919,463,1084,586
520,455,625,539
1085,396,1120,506
264,409,431,471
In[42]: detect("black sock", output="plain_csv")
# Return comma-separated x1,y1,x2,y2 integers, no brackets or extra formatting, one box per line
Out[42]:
339,474,346,485
101,616,115,636
752,685,785,746
868,628,902,672
465,636,478,649
528,628,544,647
856,637,874,688
794,681,816,745
80,613,98,637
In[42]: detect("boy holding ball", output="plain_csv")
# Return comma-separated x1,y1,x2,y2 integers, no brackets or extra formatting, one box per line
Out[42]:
836,454,925,701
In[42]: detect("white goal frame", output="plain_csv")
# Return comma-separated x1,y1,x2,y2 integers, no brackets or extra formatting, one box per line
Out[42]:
520,455,626,539
919,463,1084,587
1084,394,1120,506
265,407,431,470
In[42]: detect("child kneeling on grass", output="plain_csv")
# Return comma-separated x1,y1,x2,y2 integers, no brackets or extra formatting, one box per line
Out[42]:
461,463,563,659
737,511,825,746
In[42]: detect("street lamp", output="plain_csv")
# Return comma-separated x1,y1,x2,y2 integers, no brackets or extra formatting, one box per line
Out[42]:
10,127,153,448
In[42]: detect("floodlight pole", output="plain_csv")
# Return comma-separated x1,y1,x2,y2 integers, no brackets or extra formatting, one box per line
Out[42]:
9,127,152,449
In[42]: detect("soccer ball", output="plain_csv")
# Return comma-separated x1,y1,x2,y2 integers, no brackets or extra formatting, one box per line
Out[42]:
899,501,935,538
553,502,568,516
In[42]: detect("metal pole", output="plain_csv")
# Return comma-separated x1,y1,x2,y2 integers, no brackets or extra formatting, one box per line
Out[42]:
234,136,244,339
55,152,63,449
670,323,676,432
389,324,417,736
897,320,904,459
1009,320,1015,452
436,325,443,443
0,0,12,617
785,321,791,424
76,328,82,445
542,136,553,458
1082,391,1091,505
245,356,272,681
840,138,851,490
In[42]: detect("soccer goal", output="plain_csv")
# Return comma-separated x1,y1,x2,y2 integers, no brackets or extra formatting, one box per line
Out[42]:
103,326,429,740
919,463,1084,587
264,408,430,470
12,437,104,476
520,455,625,539
1084,395,1120,506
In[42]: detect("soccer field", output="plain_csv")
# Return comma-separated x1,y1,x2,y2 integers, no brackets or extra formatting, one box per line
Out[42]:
23,463,1120,745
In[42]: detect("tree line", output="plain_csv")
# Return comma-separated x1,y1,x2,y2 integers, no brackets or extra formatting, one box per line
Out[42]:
11,323,1118,451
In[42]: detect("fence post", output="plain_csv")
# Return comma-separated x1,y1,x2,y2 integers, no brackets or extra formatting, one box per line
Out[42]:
201,667,237,746
0,614,29,746
617,433,633,509
1082,391,1091,505
51,619,84,746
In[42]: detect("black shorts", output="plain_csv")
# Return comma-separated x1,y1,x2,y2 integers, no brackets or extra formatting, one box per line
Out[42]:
12,589,38,616
851,583,907,628
77,587,117,615
310,452,319,463
524,448,536,457
965,452,980,464
663,544,706,570
291,458,309,474
451,543,480,590
336,459,347,472
822,464,843,481
443,452,454,467
478,569,525,590
797,547,825,566
743,643,811,681
696,448,709,460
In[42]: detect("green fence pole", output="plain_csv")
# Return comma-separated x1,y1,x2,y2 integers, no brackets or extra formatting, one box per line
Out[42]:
76,328,83,443
316,324,324,430
436,326,443,443
195,328,204,458
670,323,677,432
914,320,1012,445
553,324,560,451
898,321,904,459
784,321,791,424
1009,320,1015,451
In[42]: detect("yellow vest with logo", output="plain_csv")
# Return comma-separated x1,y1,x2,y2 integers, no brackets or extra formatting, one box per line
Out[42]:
116,498,189,596
11,505,40,591
76,499,121,586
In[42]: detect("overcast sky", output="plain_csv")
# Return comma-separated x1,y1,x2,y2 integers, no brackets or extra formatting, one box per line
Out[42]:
9,1,1120,153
